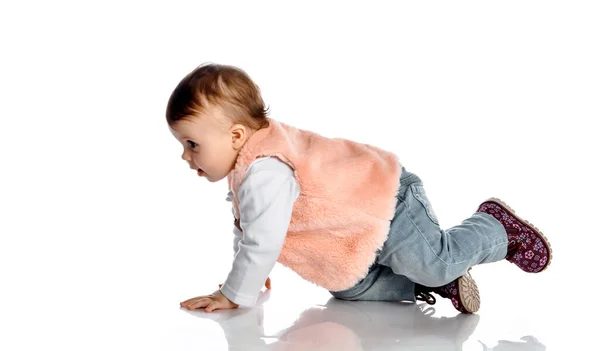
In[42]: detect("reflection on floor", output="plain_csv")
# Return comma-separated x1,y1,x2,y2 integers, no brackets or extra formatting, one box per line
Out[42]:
184,289,548,351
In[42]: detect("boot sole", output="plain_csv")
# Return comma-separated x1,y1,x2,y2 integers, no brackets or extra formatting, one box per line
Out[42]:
480,197,553,272
458,271,480,313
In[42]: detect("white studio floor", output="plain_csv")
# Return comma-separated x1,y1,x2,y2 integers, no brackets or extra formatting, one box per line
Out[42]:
2,250,597,351
141,264,599,351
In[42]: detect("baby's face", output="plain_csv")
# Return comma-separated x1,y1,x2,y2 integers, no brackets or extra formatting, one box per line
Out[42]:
169,104,250,183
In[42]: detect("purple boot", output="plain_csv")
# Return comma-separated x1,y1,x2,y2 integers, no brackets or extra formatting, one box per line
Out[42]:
415,270,480,314
477,197,552,273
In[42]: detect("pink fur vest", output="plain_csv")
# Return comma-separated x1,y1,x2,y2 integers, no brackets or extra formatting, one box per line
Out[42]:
227,118,402,291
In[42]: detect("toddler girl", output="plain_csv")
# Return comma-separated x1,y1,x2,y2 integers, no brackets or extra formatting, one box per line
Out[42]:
168,63,552,314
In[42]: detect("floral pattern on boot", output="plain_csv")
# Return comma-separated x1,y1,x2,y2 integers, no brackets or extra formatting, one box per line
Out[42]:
477,197,552,273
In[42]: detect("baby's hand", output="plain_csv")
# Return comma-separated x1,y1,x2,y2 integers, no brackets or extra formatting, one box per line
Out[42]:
219,277,271,290
180,290,239,312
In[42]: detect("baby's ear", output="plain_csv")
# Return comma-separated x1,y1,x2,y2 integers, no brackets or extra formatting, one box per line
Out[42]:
229,124,245,145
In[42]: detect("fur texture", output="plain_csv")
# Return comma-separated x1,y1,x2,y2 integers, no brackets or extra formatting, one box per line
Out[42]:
227,118,402,291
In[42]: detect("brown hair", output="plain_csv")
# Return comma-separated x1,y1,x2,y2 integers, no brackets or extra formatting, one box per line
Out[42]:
165,62,270,130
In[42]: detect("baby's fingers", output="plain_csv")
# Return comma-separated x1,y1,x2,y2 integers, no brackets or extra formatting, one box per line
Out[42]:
205,300,221,312
181,296,207,305
181,297,211,310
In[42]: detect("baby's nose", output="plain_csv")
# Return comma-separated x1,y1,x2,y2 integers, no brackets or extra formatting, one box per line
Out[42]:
181,150,190,161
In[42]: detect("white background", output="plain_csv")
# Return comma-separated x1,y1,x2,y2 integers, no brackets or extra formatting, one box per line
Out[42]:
1,1,599,350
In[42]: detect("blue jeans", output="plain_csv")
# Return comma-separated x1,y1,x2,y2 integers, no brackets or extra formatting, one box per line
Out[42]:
330,167,509,302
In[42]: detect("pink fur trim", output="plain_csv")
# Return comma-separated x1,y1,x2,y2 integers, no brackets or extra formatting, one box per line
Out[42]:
229,118,401,291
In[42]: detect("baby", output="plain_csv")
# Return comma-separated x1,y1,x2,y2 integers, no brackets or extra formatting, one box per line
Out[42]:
167,63,552,314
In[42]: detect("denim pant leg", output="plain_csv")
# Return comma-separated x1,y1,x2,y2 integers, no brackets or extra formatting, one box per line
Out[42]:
376,168,509,288
329,263,416,302
329,167,420,303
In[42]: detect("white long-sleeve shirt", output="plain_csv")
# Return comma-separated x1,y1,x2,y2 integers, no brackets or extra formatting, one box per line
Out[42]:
220,156,301,306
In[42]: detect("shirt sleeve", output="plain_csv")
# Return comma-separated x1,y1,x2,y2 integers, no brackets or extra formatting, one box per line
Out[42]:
220,156,300,307
232,218,243,257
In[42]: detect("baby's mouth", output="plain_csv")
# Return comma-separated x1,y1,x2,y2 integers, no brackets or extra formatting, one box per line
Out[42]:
197,168,205,176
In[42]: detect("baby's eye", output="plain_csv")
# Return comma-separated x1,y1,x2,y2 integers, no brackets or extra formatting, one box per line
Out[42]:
186,140,197,149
